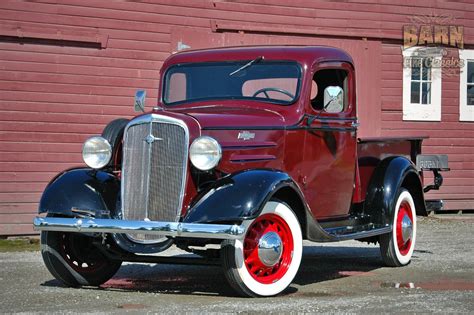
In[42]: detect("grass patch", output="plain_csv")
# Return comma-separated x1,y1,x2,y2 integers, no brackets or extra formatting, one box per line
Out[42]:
0,238,40,252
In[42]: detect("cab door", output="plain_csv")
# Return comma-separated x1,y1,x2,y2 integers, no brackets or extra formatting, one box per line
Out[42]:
302,62,357,219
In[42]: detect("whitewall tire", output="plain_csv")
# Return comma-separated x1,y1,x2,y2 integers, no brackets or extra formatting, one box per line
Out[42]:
222,201,303,297
380,189,417,267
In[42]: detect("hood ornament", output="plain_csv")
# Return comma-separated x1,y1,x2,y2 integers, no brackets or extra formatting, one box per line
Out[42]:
238,131,255,141
144,134,163,144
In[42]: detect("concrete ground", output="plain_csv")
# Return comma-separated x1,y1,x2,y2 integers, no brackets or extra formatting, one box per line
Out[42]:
0,215,473,313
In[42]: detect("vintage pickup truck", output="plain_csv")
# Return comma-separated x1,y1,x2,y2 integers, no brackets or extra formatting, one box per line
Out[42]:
33,46,448,297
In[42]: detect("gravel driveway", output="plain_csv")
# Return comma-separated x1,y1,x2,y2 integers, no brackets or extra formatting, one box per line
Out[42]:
1,215,473,313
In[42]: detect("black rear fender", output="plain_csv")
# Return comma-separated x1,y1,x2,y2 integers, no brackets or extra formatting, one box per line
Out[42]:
364,156,426,226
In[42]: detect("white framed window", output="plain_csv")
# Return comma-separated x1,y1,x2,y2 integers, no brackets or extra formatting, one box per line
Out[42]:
402,48,442,121
459,50,474,121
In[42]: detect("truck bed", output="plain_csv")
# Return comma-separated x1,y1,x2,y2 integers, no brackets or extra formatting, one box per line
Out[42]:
354,136,428,203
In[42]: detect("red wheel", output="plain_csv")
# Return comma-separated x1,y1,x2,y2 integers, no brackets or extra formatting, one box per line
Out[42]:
222,201,302,297
380,189,417,266
395,200,414,256
243,213,294,284
58,233,109,274
41,228,121,287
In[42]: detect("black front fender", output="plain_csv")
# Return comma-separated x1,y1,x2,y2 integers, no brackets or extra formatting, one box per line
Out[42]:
39,168,120,217
183,169,299,224
364,156,426,226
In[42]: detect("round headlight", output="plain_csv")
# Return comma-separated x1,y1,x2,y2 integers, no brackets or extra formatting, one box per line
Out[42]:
189,136,222,171
82,136,112,169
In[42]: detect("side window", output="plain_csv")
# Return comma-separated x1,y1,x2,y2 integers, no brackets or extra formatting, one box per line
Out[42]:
311,69,348,113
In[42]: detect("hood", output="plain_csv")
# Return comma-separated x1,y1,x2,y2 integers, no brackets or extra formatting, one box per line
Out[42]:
172,106,286,129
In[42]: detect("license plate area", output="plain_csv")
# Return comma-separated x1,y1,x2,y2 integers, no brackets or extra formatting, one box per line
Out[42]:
416,154,449,171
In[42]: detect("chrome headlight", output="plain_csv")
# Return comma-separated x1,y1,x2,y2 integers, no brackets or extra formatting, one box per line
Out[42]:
189,136,222,171
82,136,112,169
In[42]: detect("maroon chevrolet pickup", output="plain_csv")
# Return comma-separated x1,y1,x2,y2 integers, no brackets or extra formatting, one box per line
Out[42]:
33,46,448,297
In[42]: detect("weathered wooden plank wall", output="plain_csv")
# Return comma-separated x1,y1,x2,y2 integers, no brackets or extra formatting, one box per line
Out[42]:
0,0,472,235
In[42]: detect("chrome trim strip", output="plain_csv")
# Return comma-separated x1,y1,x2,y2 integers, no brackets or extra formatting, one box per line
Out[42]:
121,113,190,224
33,217,245,240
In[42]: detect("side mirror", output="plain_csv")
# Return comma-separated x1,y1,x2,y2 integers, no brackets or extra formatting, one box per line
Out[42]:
323,86,344,113
134,90,146,112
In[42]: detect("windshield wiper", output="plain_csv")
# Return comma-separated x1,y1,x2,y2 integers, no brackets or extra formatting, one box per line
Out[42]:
229,56,264,77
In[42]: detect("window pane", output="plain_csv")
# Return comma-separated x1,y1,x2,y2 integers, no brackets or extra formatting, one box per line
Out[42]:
242,78,298,101
422,82,431,104
166,73,187,103
163,61,301,105
422,59,431,81
411,59,421,80
467,85,474,106
468,62,474,84
411,82,420,104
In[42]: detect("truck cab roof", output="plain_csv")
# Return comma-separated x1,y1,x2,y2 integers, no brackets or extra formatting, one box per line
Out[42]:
162,45,354,70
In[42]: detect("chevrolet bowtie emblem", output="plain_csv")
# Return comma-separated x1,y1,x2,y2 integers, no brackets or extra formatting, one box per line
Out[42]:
238,131,255,141
144,134,163,144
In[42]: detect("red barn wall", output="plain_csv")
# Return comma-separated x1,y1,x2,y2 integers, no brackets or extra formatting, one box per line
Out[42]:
381,44,474,210
0,0,473,235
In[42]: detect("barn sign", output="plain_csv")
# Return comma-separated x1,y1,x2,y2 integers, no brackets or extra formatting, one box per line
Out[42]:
403,25,464,49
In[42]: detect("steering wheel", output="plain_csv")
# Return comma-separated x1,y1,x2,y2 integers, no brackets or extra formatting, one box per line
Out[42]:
252,87,295,99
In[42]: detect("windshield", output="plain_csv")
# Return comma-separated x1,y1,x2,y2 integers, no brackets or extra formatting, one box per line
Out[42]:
163,60,301,106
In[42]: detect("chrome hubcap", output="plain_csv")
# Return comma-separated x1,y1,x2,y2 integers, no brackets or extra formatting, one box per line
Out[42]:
401,214,413,243
257,231,283,267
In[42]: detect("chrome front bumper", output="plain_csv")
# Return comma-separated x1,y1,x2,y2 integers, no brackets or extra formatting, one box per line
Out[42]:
33,217,245,240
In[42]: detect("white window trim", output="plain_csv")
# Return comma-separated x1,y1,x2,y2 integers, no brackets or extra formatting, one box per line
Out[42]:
459,50,474,122
402,47,442,121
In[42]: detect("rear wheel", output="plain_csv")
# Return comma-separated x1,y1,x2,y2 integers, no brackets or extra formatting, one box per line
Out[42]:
222,201,302,297
379,189,417,266
41,230,121,287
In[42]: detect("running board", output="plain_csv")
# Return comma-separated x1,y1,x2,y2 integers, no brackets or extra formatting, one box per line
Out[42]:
323,225,391,241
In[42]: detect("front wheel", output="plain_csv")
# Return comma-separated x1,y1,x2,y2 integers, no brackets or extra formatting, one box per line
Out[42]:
379,189,417,266
41,231,122,287
222,201,303,297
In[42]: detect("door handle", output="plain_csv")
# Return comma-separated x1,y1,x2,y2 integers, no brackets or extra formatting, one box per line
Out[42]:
351,121,360,128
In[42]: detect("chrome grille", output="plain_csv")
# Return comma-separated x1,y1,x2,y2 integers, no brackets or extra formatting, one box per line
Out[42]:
121,114,188,243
